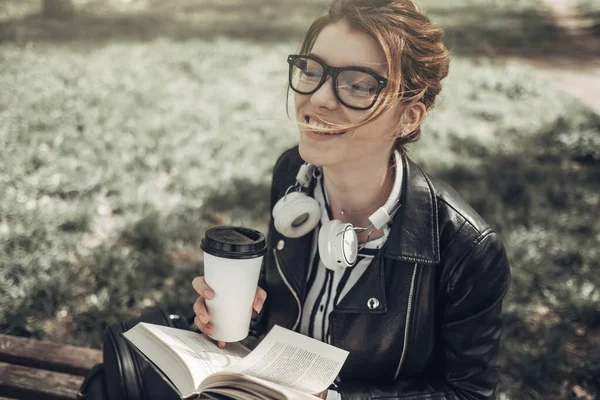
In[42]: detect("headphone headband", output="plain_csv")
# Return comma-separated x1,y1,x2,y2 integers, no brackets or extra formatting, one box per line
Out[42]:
381,151,403,213
295,163,316,188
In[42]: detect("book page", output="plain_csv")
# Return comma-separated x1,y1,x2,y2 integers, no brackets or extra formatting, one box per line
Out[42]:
223,325,348,394
142,323,251,389
203,372,317,400
123,326,194,396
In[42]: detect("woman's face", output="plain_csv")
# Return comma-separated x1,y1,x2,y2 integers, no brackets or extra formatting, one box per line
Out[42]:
295,20,401,168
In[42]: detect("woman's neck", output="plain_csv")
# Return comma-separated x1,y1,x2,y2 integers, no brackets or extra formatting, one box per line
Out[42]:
322,151,395,240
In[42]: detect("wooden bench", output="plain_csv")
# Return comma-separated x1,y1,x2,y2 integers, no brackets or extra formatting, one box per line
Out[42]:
0,333,102,400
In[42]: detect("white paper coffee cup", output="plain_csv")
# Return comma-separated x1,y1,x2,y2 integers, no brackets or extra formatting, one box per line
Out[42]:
201,226,267,342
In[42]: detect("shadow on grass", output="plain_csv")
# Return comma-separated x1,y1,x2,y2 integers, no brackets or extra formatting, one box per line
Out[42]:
425,7,561,57
435,150,600,234
201,178,271,221
590,14,600,37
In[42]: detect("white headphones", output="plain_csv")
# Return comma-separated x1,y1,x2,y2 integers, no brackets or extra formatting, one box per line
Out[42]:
272,163,322,238
272,152,402,272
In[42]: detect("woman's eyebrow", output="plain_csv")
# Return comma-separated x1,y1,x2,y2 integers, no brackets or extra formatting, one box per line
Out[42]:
307,53,327,65
308,52,385,75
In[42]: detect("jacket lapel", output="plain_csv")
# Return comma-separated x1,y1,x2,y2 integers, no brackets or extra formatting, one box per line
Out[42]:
384,154,440,265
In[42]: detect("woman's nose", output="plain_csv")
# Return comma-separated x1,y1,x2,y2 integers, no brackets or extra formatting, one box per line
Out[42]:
310,76,340,110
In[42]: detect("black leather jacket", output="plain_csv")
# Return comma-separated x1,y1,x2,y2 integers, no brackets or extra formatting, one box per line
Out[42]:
252,146,511,400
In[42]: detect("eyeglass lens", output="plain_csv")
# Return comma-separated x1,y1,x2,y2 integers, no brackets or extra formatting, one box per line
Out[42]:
290,57,379,109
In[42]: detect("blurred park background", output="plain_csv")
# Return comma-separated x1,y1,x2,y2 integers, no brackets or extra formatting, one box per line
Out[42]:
1,0,599,398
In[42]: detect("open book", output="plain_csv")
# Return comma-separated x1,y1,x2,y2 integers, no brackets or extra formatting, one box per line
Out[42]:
122,323,349,400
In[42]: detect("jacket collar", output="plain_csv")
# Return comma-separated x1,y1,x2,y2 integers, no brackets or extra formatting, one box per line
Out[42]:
384,154,440,265
273,149,440,266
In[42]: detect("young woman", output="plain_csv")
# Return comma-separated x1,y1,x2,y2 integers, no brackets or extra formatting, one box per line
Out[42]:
193,1,511,399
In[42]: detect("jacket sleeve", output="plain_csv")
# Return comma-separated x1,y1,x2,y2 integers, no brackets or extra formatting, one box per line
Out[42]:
337,231,511,400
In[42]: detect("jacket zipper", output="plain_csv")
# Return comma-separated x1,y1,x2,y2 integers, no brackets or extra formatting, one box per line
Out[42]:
273,248,302,331
394,262,419,379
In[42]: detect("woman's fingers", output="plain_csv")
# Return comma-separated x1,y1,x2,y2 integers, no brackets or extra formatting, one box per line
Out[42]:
191,276,215,300
194,315,215,336
191,276,213,327
193,277,260,351
253,286,267,314
194,310,226,349
192,277,222,346
193,296,210,324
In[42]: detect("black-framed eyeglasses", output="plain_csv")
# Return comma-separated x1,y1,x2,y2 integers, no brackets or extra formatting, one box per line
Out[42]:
287,54,388,110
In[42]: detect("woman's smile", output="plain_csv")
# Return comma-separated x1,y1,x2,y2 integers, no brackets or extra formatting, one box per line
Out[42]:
301,115,349,140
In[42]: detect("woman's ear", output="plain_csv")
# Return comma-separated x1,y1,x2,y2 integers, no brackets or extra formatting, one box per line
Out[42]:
397,102,426,137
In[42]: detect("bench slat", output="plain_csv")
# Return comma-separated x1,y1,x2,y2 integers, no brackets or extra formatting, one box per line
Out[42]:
0,361,83,400
0,334,101,376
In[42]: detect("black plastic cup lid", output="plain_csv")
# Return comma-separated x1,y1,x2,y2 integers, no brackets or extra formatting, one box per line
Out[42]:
201,226,267,259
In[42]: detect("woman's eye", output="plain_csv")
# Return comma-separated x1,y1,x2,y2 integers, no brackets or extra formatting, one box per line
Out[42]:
351,83,375,95
339,73,377,97
341,81,375,97
302,69,322,79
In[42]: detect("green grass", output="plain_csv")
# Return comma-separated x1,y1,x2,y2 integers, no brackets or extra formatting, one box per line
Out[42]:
1,1,599,399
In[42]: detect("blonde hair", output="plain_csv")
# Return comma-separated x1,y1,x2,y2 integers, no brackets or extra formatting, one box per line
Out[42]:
289,0,450,150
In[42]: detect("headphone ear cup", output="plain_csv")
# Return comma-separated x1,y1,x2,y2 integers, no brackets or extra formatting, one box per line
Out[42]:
318,220,358,271
273,192,321,238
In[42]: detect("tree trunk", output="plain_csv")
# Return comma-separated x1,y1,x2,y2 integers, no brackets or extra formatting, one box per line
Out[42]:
42,0,74,19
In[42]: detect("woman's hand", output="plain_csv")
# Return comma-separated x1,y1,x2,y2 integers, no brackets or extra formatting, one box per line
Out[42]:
192,276,267,348
313,389,328,399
